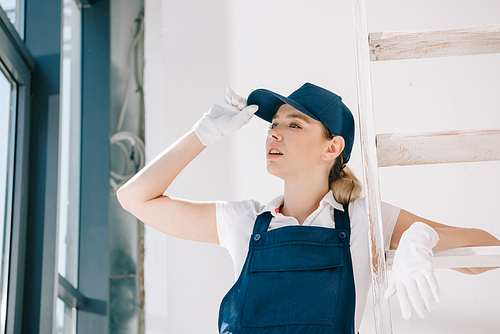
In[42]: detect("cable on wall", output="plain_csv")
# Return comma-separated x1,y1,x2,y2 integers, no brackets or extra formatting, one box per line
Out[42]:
110,10,146,196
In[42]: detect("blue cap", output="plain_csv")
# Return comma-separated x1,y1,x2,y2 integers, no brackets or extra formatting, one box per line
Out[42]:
247,83,355,163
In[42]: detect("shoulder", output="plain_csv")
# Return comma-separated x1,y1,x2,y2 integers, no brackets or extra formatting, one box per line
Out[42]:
347,198,367,225
348,197,365,213
348,197,400,223
348,197,401,249
216,199,263,221
216,199,265,249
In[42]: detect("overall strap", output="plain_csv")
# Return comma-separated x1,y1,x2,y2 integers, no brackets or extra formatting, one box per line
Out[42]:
334,204,351,239
252,211,273,235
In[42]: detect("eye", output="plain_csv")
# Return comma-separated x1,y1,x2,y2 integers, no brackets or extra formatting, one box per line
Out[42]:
269,123,278,130
289,123,301,129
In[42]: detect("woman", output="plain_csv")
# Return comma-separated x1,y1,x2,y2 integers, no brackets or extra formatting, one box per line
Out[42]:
117,83,500,333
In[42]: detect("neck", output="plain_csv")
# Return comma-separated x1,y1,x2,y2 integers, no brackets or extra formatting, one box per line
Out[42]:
280,172,330,225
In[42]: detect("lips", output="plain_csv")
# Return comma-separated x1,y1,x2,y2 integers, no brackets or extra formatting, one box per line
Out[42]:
267,145,283,159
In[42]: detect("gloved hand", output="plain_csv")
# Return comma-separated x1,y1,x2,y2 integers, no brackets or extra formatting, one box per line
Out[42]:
384,222,443,320
193,87,258,146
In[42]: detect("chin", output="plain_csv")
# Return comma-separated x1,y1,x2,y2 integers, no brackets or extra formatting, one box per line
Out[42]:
266,163,287,180
266,163,279,176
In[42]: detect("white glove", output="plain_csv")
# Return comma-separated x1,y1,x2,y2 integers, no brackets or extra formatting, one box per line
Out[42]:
384,222,443,320
193,87,258,146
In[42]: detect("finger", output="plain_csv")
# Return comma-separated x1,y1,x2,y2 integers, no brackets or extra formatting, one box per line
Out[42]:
243,104,258,115
231,95,246,110
226,86,236,96
226,92,247,111
232,105,257,127
415,274,437,312
226,86,238,106
424,271,443,303
396,281,412,320
225,94,233,106
405,279,427,319
237,98,247,110
225,93,236,107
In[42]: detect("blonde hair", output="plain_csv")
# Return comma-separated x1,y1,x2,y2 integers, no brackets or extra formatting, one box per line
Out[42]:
328,153,363,205
322,125,363,205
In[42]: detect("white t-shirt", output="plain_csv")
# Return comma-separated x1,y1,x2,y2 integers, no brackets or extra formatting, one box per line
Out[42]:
216,190,400,333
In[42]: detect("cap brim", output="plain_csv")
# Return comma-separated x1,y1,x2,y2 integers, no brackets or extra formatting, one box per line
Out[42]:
247,89,321,123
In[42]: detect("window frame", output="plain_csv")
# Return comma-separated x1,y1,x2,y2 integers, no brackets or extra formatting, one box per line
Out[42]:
0,4,34,334
76,0,110,330
17,0,111,332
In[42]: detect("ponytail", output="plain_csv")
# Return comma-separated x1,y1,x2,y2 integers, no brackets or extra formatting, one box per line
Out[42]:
328,152,363,205
321,124,363,205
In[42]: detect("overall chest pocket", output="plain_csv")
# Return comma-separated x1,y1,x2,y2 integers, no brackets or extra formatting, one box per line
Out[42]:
241,241,345,328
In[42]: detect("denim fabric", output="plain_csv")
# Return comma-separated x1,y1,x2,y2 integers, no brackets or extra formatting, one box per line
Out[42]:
219,206,355,333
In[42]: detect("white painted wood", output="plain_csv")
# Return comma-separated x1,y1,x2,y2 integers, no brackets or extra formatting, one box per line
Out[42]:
386,246,500,270
370,24,500,61
351,0,393,333
377,130,500,167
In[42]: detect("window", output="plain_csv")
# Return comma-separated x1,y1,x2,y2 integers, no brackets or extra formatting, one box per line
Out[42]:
0,0,24,38
0,63,15,334
58,0,81,297
56,0,82,332
56,298,76,334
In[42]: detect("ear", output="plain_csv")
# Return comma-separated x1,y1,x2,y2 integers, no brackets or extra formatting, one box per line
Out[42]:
321,136,345,162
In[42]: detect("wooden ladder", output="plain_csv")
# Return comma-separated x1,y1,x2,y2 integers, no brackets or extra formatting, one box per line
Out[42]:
351,1,500,333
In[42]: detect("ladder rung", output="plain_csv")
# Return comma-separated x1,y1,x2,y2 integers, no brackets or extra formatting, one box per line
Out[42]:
376,129,500,167
386,246,500,269
370,24,500,61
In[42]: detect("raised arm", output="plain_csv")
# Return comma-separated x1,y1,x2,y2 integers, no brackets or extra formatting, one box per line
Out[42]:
117,88,257,244
117,130,218,242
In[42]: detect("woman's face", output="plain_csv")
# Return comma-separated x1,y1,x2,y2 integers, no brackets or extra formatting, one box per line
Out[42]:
266,104,335,181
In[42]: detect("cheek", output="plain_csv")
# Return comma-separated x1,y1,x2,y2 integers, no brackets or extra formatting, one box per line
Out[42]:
297,137,326,157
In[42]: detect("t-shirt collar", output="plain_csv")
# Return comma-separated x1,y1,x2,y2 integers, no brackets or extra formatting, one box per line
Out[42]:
263,190,344,217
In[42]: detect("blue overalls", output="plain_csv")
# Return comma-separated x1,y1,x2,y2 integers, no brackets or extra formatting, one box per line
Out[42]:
219,206,355,333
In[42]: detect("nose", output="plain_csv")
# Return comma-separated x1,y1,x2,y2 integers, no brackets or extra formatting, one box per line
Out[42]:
268,126,282,141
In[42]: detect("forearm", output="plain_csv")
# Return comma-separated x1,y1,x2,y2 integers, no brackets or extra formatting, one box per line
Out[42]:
391,209,500,249
435,227,500,274
391,209,500,274
117,130,206,210
434,227,500,250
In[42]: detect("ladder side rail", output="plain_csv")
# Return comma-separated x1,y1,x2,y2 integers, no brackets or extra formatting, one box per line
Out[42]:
352,0,393,333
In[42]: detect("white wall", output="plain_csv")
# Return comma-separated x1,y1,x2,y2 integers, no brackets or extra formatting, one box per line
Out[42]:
144,0,500,333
